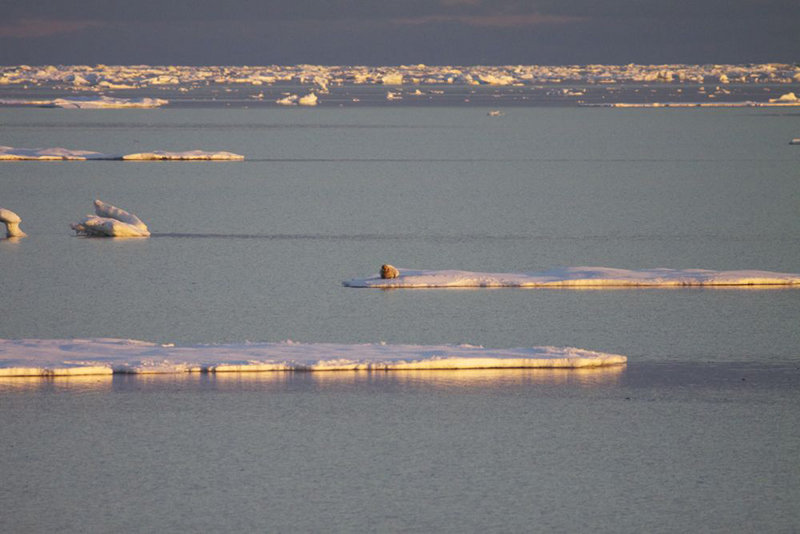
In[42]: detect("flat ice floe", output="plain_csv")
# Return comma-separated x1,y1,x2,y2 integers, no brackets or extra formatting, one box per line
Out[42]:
344,266,800,288
0,96,168,108
0,146,244,160
594,100,800,108
121,150,244,160
0,338,627,376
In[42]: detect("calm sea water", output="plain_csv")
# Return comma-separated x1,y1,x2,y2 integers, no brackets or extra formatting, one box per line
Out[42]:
1,106,799,532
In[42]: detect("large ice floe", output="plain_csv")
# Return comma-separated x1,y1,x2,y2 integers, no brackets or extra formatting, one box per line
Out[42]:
344,266,800,288
0,96,168,108
0,146,244,160
0,338,627,377
71,200,150,237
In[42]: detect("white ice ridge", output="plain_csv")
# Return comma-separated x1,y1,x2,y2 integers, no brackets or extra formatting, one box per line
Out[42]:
71,199,150,237
0,146,244,160
344,266,800,288
0,96,167,108
0,338,627,377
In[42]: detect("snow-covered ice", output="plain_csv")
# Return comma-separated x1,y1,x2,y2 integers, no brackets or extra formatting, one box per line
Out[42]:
344,267,800,288
121,150,244,160
298,92,318,106
0,146,115,160
0,96,167,108
0,146,244,161
769,92,799,103
276,94,298,105
0,338,627,377
71,200,150,237
596,100,800,108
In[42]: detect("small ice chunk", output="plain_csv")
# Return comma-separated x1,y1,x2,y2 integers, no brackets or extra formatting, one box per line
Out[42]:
769,92,799,103
93,200,148,233
71,200,150,238
0,208,26,238
276,94,298,106
298,92,318,106
381,72,404,85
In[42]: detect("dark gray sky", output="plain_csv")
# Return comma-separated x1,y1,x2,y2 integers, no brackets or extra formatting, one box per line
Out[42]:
1,0,798,65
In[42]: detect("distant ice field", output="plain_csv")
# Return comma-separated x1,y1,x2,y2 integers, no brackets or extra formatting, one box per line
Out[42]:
1,83,799,109
0,64,798,108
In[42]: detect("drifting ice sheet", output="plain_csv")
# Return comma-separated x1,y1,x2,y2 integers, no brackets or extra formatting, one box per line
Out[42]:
344,267,800,288
0,146,244,160
0,96,168,108
121,150,244,160
0,338,627,376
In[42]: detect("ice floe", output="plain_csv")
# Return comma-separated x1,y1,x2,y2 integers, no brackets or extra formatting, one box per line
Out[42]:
592,100,800,108
0,338,627,377
0,208,26,238
0,146,244,161
0,146,114,160
0,96,167,108
769,92,799,103
121,150,244,160
344,267,800,288
298,92,318,106
71,200,150,237
276,94,298,105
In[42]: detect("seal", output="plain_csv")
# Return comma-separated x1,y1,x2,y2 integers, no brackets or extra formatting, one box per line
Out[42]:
380,264,399,279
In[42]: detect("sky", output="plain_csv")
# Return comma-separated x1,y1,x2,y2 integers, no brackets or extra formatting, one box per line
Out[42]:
1,0,798,66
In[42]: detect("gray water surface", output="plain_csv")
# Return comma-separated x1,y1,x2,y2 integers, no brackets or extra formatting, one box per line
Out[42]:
1,107,798,361
2,366,799,533
1,106,799,532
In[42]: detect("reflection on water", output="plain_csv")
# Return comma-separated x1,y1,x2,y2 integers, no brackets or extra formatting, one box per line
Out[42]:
0,374,113,393
0,365,626,392
304,366,626,387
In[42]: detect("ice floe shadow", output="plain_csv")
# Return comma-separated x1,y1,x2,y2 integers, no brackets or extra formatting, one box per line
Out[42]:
150,232,532,242
0,366,627,392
